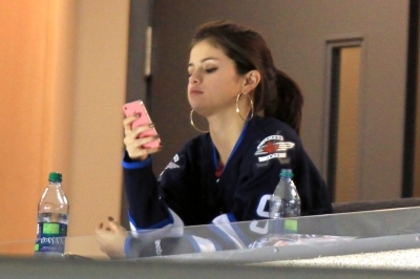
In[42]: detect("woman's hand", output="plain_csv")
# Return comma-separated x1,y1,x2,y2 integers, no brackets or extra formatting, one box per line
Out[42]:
123,113,161,161
95,217,128,259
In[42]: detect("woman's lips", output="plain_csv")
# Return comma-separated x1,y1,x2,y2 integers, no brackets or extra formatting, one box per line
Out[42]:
189,89,203,95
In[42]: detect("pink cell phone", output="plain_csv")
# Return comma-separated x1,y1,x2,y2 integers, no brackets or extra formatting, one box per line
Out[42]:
123,100,160,149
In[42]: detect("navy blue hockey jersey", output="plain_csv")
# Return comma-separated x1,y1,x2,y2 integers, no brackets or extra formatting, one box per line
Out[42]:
122,116,332,234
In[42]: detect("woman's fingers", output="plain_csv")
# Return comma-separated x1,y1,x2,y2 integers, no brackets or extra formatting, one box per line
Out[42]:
123,112,161,161
107,224,120,233
124,115,155,138
95,217,128,257
123,114,139,135
107,217,126,233
124,132,161,161
127,125,157,141
123,125,157,146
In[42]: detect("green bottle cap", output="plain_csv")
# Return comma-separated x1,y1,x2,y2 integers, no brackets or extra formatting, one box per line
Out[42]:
48,172,62,182
280,169,293,178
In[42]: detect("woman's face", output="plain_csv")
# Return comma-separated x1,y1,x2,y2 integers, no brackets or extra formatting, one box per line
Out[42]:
188,40,244,117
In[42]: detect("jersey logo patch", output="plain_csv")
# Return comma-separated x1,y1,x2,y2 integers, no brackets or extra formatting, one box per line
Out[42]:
255,135,295,162
173,154,179,163
162,154,181,172
165,162,180,170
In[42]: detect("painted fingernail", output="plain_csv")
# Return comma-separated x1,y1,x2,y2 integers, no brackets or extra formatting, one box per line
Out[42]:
108,216,114,221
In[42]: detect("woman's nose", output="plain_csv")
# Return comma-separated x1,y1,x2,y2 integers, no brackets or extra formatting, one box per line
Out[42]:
189,72,200,84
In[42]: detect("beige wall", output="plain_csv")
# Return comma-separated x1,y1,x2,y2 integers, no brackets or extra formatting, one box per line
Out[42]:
0,0,52,251
0,0,129,257
65,0,129,257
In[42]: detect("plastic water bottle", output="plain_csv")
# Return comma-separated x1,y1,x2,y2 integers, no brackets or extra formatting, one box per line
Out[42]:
249,169,300,248
270,169,301,219
250,169,301,249
268,169,300,235
34,172,69,258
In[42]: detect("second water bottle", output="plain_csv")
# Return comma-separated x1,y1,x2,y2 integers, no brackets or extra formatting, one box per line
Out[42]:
269,169,301,219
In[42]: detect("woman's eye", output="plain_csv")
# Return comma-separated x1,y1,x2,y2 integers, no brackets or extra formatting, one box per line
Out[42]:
205,68,217,73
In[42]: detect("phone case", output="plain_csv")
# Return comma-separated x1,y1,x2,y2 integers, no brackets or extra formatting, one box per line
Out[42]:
123,100,160,149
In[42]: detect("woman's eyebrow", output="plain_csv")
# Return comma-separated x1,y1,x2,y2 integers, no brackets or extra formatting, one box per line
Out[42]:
188,57,219,67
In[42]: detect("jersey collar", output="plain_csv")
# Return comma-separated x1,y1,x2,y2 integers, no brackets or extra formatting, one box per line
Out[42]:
212,119,250,174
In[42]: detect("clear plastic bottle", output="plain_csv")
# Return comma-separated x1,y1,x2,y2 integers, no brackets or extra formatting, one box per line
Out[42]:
250,169,301,249
34,172,69,258
268,169,300,238
269,169,301,219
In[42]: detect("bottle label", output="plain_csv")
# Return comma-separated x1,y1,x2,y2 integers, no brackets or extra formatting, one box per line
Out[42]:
35,222,67,254
269,218,298,234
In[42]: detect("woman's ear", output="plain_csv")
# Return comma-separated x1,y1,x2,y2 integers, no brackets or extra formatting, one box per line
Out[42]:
242,70,261,93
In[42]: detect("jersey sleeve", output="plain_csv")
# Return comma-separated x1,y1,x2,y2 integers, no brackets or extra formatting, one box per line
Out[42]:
124,213,254,258
122,140,197,232
123,152,185,233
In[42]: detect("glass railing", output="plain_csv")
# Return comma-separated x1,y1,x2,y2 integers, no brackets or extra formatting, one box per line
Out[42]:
1,207,420,265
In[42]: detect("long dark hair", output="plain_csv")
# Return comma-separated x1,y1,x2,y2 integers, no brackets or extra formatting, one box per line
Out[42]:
191,20,304,135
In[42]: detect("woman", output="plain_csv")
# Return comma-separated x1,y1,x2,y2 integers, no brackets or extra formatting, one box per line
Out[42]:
96,20,333,258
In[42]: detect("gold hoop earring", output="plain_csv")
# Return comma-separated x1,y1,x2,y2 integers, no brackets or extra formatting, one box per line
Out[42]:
236,93,254,121
190,110,209,133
